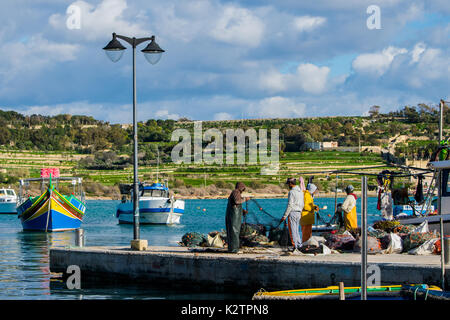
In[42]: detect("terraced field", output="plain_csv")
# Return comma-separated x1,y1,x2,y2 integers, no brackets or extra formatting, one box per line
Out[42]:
0,149,390,198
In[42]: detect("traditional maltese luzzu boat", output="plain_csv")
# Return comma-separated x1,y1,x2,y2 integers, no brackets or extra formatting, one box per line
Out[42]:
17,175,86,232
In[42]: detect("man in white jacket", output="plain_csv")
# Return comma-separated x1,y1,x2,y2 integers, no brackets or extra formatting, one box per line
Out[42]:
280,178,304,253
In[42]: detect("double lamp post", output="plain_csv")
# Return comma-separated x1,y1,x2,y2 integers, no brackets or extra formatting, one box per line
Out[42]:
103,33,165,247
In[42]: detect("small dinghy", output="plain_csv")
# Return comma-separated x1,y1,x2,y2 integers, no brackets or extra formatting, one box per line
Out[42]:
252,284,443,300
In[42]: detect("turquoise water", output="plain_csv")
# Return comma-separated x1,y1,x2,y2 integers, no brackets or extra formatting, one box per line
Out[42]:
0,197,381,300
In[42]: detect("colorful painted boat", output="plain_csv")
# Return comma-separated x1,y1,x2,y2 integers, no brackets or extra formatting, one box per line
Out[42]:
17,177,86,232
252,284,442,300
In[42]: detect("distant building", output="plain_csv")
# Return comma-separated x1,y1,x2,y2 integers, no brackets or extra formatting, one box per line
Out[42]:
303,142,321,150
322,141,339,149
302,141,338,151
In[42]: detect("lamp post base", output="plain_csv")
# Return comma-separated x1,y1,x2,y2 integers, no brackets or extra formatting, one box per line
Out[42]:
131,239,148,251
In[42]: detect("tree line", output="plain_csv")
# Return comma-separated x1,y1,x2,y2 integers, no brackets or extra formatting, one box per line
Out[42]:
0,103,445,162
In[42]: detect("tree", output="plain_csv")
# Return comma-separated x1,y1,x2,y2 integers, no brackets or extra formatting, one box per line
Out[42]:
368,105,380,118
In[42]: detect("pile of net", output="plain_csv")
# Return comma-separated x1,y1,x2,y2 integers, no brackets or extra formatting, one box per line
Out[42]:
372,220,401,233
239,223,274,247
370,220,441,255
180,232,207,247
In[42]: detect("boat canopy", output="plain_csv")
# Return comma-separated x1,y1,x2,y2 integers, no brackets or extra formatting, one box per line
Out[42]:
142,183,168,191
119,182,169,195
428,160,450,171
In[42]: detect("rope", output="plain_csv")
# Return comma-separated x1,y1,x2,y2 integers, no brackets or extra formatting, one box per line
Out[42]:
249,199,279,220
295,164,433,176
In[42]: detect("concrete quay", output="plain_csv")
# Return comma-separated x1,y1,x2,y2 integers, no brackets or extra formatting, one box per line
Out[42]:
50,246,450,292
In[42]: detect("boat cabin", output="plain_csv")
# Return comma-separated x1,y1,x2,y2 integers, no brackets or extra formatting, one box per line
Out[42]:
0,188,16,198
429,160,450,215
141,183,169,198
119,182,170,200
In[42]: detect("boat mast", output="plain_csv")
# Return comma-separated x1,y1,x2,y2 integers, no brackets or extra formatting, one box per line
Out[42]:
439,99,446,290
156,147,159,183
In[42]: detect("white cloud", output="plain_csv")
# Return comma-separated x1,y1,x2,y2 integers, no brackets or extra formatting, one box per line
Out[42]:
213,112,233,120
259,63,330,94
295,63,330,94
155,109,180,120
292,15,326,32
352,46,408,77
210,5,265,47
247,96,306,118
0,34,79,82
410,42,426,63
49,0,149,41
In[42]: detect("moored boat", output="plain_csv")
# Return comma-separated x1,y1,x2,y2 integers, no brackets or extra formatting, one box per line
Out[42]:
17,176,86,232
394,160,450,234
0,188,18,214
116,182,184,224
252,284,443,300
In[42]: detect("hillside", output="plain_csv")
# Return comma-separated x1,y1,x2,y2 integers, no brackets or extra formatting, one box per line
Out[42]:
0,102,446,198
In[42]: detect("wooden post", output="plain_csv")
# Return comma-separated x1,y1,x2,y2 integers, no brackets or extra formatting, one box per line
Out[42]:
339,282,345,300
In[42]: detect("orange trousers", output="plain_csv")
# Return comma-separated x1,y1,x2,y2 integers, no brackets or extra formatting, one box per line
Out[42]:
301,225,312,243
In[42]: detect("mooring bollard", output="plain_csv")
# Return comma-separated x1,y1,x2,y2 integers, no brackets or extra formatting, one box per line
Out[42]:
75,228,84,247
444,236,450,265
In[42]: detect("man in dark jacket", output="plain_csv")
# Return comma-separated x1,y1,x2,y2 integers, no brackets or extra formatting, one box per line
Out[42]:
226,182,249,253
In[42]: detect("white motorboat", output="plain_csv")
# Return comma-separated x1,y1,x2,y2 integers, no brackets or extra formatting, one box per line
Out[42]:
116,182,185,224
0,188,17,214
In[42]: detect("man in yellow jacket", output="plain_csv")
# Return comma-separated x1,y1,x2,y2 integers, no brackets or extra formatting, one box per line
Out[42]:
301,183,319,243
342,185,358,231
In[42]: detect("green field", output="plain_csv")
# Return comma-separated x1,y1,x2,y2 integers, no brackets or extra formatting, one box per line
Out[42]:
0,149,392,197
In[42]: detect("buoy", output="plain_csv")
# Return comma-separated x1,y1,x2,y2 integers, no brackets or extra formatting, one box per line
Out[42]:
203,208,206,212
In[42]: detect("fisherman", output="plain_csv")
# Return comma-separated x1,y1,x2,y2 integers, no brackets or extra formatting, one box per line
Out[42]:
301,183,319,243
280,178,304,253
225,182,249,253
331,203,345,229
342,185,358,231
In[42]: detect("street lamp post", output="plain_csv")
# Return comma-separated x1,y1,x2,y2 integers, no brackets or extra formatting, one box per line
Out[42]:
103,33,164,245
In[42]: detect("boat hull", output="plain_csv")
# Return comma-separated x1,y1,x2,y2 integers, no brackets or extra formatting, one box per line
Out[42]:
117,198,184,225
252,284,441,300
0,202,17,214
18,189,85,232
397,214,450,234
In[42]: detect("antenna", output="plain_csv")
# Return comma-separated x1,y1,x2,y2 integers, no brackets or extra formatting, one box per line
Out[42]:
156,147,160,183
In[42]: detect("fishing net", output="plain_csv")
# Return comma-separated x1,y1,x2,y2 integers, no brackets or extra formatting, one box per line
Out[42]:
181,232,207,247
324,233,356,250
403,232,438,252
244,199,282,230
372,220,401,233
243,199,290,247
353,236,382,254
368,228,388,240
393,224,416,234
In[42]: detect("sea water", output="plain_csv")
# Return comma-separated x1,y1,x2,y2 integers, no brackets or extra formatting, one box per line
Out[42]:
0,197,381,300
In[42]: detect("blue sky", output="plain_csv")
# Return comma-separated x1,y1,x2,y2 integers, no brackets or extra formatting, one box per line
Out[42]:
0,0,448,123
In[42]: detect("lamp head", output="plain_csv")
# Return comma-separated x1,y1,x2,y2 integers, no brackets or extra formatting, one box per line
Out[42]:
103,33,126,62
141,36,165,65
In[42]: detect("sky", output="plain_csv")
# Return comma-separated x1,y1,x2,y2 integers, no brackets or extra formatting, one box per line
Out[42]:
0,0,448,123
